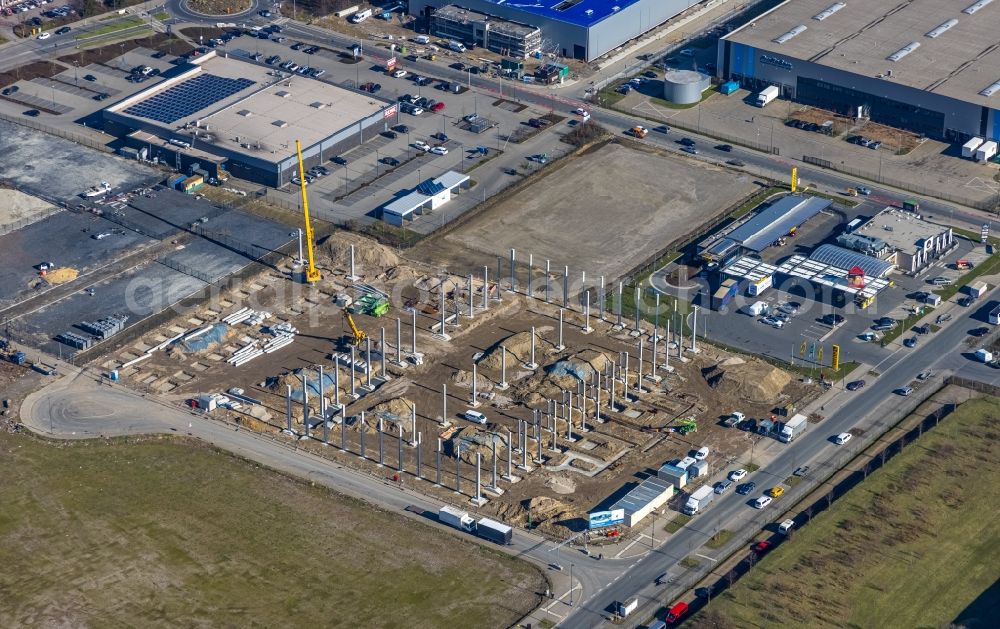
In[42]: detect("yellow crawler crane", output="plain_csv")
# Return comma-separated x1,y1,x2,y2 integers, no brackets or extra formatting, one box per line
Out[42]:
295,140,321,283
343,309,367,347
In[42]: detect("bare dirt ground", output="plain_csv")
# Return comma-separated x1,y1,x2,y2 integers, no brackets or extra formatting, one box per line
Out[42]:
104,230,818,545
0,188,56,226
409,141,757,282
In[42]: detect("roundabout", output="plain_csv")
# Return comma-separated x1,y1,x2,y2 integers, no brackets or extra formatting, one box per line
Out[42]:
167,0,264,22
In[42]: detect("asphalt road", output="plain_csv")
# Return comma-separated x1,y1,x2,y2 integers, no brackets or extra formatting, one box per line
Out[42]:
561,286,1000,627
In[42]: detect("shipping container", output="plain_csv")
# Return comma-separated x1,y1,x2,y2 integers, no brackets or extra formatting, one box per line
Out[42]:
719,80,739,95
476,518,513,544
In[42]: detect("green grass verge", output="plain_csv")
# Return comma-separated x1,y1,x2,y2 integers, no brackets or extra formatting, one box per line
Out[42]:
79,27,154,48
153,11,170,20
743,462,761,473
731,187,783,220
76,16,144,39
880,308,932,345
802,188,860,207
933,251,1000,302
695,396,1000,629
680,556,701,569
705,529,734,549
664,513,693,534
648,89,716,110
0,433,543,627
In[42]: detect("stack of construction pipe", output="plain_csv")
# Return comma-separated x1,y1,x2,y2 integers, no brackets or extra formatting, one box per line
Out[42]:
263,332,294,354
223,308,253,325
150,330,185,354
227,341,262,366
183,324,214,341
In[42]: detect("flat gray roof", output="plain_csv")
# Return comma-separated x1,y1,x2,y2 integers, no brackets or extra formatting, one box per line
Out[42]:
108,54,386,163
610,476,673,515
725,0,1000,107
854,207,952,253
703,194,830,257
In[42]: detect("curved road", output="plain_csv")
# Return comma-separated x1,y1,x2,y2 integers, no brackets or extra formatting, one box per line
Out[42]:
20,368,634,625
165,0,263,23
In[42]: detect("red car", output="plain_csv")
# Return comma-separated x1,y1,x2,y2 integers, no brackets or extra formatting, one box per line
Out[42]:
752,540,773,555
665,601,689,623
431,101,446,112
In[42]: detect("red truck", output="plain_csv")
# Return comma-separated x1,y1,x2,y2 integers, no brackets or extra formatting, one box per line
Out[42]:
665,601,689,623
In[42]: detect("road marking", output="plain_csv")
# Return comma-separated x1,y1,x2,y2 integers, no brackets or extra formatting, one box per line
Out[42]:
695,553,718,562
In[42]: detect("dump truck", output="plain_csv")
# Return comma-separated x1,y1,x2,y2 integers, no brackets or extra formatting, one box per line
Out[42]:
755,85,779,107
439,506,476,532
682,485,715,515
476,518,513,545
779,413,808,443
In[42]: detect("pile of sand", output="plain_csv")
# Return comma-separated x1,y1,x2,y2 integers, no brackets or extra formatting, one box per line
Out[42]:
44,267,78,284
545,474,578,495
702,358,791,403
366,397,414,433
319,232,399,274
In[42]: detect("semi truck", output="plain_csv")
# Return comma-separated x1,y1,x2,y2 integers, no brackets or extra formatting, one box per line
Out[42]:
438,506,476,532
682,485,715,515
476,518,513,545
779,413,809,443
962,137,984,158
755,85,779,107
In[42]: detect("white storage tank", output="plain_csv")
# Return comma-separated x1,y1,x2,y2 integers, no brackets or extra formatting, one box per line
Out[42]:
663,70,711,105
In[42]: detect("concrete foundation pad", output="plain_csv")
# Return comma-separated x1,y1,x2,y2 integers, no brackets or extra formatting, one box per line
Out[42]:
554,345,566,351
433,333,452,341
501,474,521,483
496,382,509,390
581,326,593,334
685,347,702,354
629,330,642,338
468,399,482,408
524,362,538,370
644,374,663,383
484,485,504,497
611,324,624,332
469,496,488,507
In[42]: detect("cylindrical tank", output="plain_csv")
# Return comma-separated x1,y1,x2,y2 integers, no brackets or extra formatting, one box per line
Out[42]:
663,70,711,105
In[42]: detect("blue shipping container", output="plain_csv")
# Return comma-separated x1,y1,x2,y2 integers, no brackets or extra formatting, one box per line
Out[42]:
720,81,739,95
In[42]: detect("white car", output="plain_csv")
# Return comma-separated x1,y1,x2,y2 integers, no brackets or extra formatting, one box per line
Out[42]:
392,69,407,78
752,495,773,509
464,410,487,425
694,446,709,460
430,146,449,155
834,432,853,445
729,469,748,482
37,32,51,40
412,140,430,152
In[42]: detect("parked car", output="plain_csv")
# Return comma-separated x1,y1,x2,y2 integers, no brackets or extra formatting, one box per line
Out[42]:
331,156,348,165
736,481,756,495
729,469,748,482
430,101,445,112
412,140,430,152
834,432,853,445
55,26,70,34
1,86,18,95
752,495,773,509
430,146,449,155
929,276,951,285
713,480,733,494
752,540,773,555
896,386,914,396
381,130,398,139
768,486,785,498
903,337,918,348
24,109,40,117
846,380,866,391
392,69,407,78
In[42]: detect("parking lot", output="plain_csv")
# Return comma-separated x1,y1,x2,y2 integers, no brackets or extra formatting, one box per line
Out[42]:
615,82,1000,207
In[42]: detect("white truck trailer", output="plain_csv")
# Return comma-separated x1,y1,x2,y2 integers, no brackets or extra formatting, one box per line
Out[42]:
755,85,779,107
683,485,715,515
779,413,809,443
438,506,476,532
962,137,984,158
976,140,998,163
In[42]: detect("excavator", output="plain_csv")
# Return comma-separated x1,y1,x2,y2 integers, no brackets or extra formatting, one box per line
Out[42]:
343,309,367,347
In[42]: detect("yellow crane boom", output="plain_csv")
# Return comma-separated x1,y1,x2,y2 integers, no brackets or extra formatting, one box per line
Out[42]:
343,309,367,346
295,140,321,283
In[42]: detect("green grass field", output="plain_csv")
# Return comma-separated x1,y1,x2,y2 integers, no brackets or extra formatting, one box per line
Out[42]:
0,434,543,628
691,396,1000,629
75,16,144,39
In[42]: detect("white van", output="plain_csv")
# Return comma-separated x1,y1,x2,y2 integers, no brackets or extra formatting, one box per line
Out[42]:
464,410,487,424
447,40,467,53
413,35,430,45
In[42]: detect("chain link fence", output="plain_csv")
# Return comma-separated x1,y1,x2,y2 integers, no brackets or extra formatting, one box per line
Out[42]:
0,111,114,154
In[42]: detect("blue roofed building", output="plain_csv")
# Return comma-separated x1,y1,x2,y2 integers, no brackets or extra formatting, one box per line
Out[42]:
410,0,696,61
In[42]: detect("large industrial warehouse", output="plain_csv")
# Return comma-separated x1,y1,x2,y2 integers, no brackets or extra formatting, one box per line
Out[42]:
717,0,1000,141
410,0,696,61
103,52,396,187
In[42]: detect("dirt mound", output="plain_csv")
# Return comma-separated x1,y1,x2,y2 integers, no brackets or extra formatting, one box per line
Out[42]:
478,330,554,372
545,474,577,495
702,358,791,403
44,267,78,284
369,397,414,422
319,232,399,275
495,496,575,528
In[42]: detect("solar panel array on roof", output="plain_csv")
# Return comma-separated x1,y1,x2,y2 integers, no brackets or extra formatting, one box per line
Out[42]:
124,74,255,124
416,179,446,196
